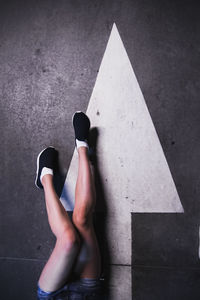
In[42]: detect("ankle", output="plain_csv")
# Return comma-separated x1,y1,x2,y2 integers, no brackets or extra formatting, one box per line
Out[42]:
41,174,53,186
78,146,88,156
76,139,89,150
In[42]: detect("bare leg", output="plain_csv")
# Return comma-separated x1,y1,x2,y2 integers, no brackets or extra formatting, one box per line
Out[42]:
38,175,80,292
73,147,101,278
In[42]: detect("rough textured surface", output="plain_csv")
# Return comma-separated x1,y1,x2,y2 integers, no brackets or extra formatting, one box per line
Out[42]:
0,0,200,299
132,213,200,268
132,267,200,300
0,258,43,300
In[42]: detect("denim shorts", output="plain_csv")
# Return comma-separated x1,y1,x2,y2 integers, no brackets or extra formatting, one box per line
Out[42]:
37,278,106,300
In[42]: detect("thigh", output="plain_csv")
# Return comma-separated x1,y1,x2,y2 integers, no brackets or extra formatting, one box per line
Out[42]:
72,218,101,278
38,235,79,293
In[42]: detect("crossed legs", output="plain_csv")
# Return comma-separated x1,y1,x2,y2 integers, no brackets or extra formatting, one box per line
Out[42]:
38,146,101,292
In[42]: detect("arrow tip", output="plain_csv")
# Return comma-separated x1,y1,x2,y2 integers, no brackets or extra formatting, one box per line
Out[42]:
112,22,117,31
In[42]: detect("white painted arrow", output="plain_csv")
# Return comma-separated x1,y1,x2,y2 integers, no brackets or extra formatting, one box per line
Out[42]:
60,23,184,299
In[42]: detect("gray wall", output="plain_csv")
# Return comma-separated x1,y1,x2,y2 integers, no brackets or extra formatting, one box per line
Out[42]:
0,0,200,299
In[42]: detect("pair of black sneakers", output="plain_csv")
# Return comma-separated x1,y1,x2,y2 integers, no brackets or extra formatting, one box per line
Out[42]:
35,111,90,189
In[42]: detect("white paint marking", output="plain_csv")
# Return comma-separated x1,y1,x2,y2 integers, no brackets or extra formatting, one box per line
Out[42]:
60,23,184,299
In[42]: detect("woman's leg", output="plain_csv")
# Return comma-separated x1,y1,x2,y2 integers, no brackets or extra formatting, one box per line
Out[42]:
72,146,101,278
38,174,80,292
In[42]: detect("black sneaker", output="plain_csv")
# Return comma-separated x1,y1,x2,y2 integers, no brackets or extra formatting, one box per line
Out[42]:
72,111,90,145
35,146,58,189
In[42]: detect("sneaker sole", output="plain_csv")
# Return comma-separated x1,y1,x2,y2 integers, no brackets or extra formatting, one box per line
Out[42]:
35,146,55,189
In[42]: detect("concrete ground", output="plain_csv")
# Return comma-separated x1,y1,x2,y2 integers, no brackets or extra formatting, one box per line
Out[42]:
0,0,200,299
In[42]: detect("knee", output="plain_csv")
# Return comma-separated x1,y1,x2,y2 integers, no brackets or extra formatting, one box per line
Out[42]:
58,228,80,252
72,210,92,230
